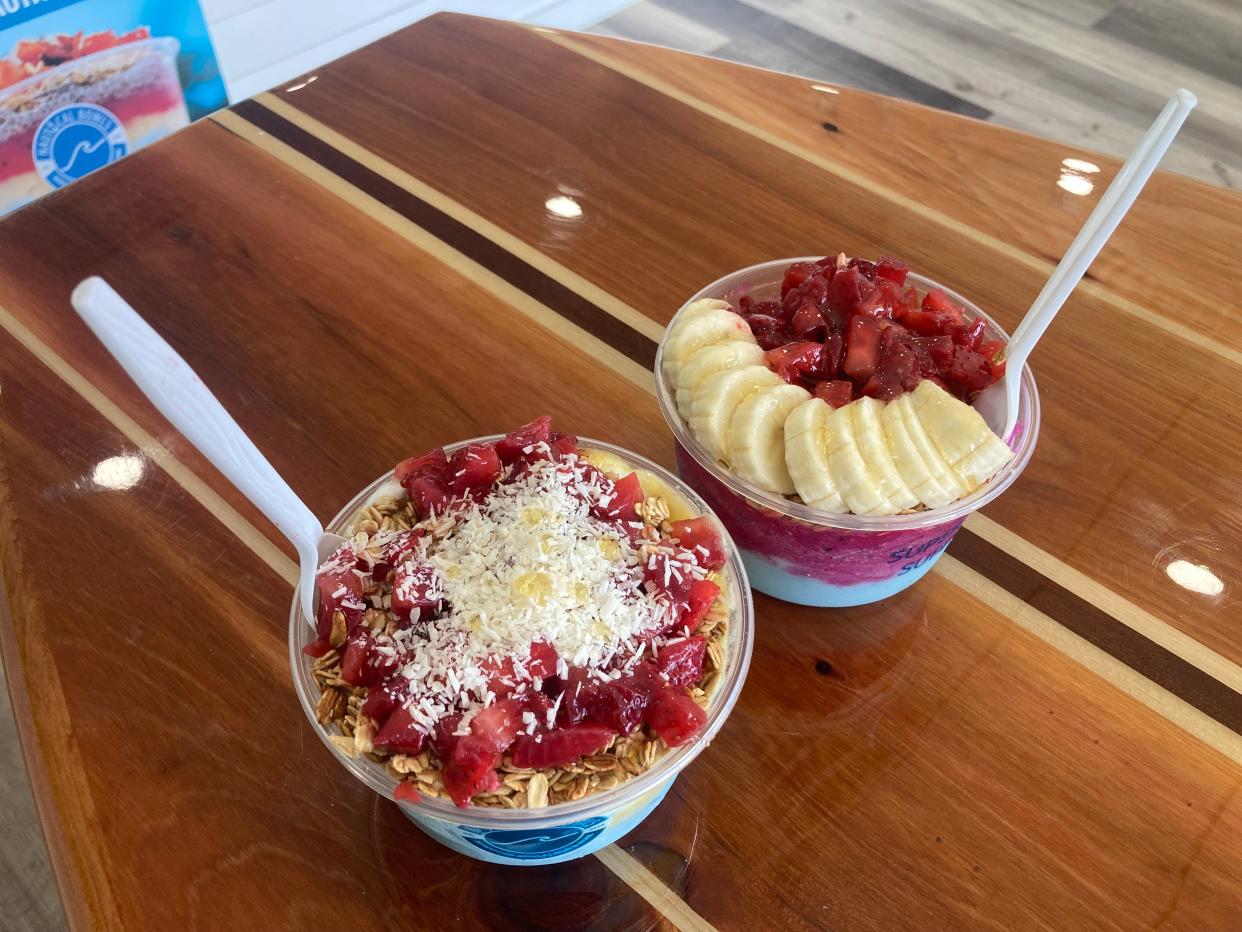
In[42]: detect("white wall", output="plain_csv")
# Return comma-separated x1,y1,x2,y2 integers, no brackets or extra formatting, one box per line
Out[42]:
200,1,629,102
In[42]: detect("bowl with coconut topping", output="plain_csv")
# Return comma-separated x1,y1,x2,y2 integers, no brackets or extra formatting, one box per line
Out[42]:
290,417,753,865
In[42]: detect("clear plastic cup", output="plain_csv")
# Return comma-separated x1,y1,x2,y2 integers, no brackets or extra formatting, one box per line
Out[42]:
656,258,1040,608
0,37,189,214
289,436,754,865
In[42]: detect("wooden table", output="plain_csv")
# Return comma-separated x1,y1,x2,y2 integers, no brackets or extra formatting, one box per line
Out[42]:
2,13,1240,931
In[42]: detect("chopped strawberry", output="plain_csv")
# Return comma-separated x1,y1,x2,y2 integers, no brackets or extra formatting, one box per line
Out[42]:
528,640,559,679
864,339,917,401
447,442,502,495
843,316,882,380
580,677,650,734
819,332,844,379
526,690,554,723
471,698,526,752
549,430,578,459
407,475,452,517
946,346,993,398
340,630,399,688
667,516,726,570
496,416,553,464
556,666,593,726
826,266,864,316
432,713,464,761
361,677,408,724
315,551,364,639
510,724,616,769
657,637,707,689
390,562,443,625
790,301,827,341
593,471,643,524
847,257,877,280
814,379,855,409
978,339,1006,364
765,341,824,384
395,447,448,487
443,735,502,808
743,312,787,339
642,551,696,603
781,261,816,298
373,528,424,578
646,689,707,747
875,255,909,285
680,578,721,631
921,289,966,326
953,318,987,350
373,704,428,754
899,309,945,335
78,30,120,56
303,636,333,658
393,782,421,804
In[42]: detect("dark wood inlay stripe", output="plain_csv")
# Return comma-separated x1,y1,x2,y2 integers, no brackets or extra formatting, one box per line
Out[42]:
230,99,656,370
231,97,1242,738
948,532,1242,734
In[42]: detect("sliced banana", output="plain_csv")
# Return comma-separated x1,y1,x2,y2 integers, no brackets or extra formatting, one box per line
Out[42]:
882,394,965,509
675,341,765,419
663,309,755,388
689,364,782,461
728,383,811,494
826,401,895,515
851,397,920,512
677,298,731,322
953,433,1015,491
784,398,846,511
909,380,1014,492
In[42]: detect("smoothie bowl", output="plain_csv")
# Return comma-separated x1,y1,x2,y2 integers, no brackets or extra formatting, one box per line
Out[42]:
655,255,1039,607
290,419,753,865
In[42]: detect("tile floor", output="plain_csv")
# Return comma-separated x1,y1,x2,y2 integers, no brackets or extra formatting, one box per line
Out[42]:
596,0,1242,187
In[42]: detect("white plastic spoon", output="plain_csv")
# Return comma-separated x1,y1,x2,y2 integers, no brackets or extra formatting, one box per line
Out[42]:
70,276,345,630
976,88,1197,440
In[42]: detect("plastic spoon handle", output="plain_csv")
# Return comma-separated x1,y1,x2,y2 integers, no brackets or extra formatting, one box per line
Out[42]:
70,276,325,561
1007,89,1197,373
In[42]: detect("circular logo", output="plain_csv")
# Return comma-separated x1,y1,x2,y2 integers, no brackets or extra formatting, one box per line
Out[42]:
33,103,128,189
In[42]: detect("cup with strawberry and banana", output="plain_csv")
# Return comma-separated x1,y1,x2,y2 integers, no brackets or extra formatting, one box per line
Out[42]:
655,254,1040,607
291,419,753,865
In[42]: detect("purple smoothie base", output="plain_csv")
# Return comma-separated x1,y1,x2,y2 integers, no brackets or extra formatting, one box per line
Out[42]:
674,443,965,586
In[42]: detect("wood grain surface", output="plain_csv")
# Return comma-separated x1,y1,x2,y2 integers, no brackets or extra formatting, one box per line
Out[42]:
1,13,1240,931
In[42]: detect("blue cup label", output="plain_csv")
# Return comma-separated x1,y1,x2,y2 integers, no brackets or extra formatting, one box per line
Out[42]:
33,103,129,189
457,816,609,860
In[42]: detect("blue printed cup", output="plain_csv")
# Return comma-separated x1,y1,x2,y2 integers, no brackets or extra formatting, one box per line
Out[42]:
657,260,1040,608
290,437,754,865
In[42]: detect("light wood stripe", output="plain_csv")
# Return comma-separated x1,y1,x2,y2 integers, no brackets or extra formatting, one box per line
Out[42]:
539,31,1242,373
939,555,1242,767
594,844,718,932
212,109,654,395
255,92,666,346
239,95,1241,703
965,513,1242,695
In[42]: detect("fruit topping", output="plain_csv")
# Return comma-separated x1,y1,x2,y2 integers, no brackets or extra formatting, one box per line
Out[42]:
646,689,708,747
667,517,726,570
732,253,1005,404
510,724,617,770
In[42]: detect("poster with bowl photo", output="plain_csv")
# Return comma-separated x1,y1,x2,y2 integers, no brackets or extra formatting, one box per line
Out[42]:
0,0,226,216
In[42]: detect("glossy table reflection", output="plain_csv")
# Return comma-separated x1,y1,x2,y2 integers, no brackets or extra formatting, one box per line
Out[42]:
2,12,1241,931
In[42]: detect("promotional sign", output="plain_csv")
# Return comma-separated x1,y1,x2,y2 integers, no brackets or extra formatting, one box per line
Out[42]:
0,0,225,216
